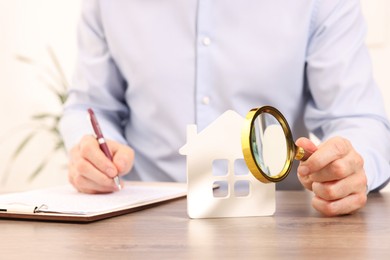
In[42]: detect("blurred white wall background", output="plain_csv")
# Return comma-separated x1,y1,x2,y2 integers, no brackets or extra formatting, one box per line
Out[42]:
0,0,389,192
0,0,80,192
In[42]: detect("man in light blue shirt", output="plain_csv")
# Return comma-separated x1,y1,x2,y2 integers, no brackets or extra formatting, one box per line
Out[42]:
60,0,390,216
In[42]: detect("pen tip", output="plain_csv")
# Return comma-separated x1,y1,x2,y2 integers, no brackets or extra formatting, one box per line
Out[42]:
114,177,121,191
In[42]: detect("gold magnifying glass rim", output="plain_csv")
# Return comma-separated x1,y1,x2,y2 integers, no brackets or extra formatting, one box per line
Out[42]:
241,106,295,183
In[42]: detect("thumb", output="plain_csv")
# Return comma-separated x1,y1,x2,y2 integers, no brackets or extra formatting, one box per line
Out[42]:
295,137,318,190
107,140,135,176
295,137,318,161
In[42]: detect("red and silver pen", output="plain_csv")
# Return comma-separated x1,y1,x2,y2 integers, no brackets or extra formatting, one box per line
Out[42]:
87,108,121,190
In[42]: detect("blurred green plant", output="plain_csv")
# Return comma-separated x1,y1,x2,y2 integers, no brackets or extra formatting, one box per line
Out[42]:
0,46,68,184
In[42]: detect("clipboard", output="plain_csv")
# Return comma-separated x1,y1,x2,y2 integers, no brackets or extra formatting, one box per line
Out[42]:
0,182,187,223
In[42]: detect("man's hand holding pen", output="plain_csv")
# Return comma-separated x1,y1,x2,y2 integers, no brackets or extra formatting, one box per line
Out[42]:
68,135,134,194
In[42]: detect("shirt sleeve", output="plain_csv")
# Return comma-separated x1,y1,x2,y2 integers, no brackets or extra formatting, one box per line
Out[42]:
305,0,390,191
59,0,129,151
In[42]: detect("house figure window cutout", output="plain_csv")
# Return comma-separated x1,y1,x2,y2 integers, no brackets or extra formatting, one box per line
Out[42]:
179,110,276,218
211,159,251,198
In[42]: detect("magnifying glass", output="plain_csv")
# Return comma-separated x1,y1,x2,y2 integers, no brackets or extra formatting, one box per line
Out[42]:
241,106,310,183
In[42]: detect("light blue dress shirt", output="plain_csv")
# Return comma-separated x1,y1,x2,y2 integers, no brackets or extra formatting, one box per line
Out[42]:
60,0,390,191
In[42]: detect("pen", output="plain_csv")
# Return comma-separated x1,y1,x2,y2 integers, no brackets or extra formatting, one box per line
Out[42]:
87,108,121,190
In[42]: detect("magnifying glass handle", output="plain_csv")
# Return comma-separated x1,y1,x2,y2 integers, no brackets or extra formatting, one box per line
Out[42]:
294,146,313,161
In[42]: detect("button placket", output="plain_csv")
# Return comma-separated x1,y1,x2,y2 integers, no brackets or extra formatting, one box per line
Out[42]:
195,0,215,129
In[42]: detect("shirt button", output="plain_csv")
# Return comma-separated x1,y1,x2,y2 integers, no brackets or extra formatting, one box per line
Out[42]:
202,37,211,46
202,96,210,105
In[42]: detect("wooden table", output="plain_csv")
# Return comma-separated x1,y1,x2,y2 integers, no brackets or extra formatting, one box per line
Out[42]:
1,191,390,259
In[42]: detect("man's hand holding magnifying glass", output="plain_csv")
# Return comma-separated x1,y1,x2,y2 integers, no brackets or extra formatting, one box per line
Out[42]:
242,106,368,216
296,137,367,217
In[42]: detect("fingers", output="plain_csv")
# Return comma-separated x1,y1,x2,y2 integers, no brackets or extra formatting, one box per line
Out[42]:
295,137,318,191
299,137,359,178
69,142,119,194
295,137,318,161
68,135,134,194
69,165,118,194
78,135,118,178
297,137,364,182
107,140,135,176
311,168,367,201
297,171,313,191
296,136,368,216
311,192,367,217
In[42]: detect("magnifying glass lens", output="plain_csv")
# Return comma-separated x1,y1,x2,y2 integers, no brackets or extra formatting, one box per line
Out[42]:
242,106,302,183
251,113,288,178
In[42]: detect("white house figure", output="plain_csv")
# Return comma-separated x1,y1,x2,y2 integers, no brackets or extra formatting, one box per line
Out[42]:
179,110,275,218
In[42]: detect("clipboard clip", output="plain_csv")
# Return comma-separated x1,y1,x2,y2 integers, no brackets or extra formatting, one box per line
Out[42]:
34,204,49,213
34,204,88,215
0,203,44,214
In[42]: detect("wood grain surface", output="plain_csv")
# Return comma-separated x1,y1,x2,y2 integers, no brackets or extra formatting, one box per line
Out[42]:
1,191,389,259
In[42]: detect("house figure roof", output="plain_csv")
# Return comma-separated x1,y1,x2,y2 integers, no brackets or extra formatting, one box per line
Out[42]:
180,110,244,158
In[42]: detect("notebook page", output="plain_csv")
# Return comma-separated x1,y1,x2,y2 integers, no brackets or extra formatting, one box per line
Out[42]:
0,183,186,215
